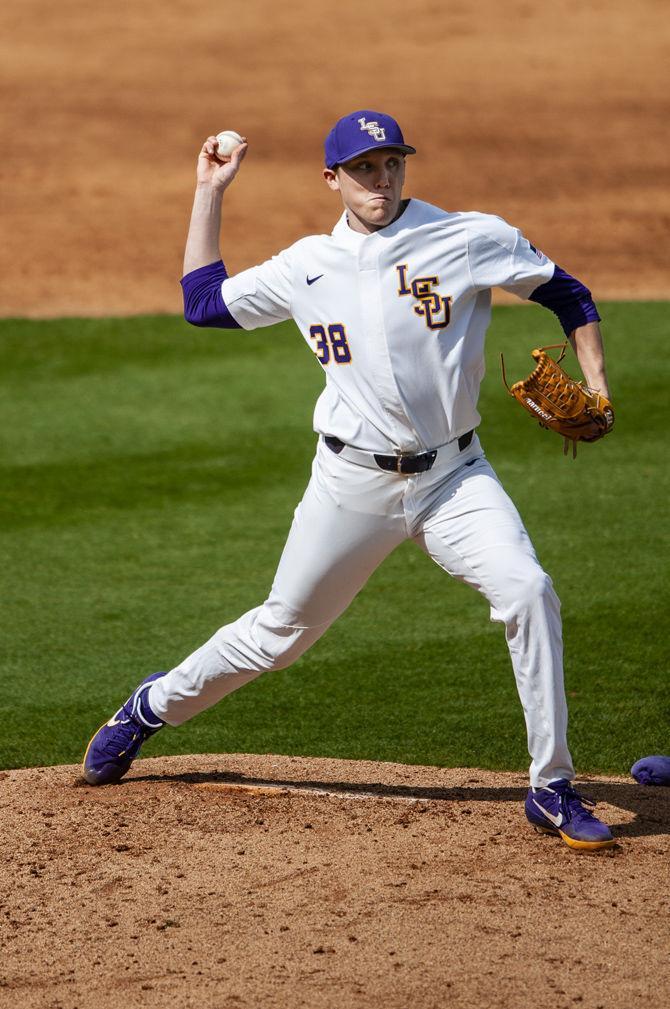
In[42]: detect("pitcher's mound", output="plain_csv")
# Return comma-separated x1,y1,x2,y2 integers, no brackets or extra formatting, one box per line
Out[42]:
1,754,668,1008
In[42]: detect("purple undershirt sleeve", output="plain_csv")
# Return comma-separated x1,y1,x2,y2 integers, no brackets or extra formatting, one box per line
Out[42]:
180,260,241,329
528,265,601,336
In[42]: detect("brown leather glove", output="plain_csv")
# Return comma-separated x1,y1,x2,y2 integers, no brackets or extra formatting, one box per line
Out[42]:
502,344,614,457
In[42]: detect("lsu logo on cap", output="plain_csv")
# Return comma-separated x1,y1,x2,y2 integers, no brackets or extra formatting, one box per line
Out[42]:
358,117,386,142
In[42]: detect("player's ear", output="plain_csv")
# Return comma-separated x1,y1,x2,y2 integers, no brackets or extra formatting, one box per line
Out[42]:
323,167,340,192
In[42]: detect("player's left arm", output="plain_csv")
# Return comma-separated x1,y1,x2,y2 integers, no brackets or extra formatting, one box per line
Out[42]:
467,220,612,400
568,321,611,399
529,266,611,399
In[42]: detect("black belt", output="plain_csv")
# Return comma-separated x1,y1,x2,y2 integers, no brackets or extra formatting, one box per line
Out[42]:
324,430,474,474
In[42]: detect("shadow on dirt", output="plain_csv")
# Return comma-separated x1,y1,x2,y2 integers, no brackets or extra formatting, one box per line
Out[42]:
125,769,669,839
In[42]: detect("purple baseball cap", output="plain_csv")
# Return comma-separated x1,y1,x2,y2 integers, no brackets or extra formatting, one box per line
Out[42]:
324,110,416,169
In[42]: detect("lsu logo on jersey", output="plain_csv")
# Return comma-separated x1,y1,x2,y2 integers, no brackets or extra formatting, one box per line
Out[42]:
358,117,386,142
396,265,452,331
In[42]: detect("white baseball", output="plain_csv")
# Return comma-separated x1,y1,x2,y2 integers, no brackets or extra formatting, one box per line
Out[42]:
216,130,244,158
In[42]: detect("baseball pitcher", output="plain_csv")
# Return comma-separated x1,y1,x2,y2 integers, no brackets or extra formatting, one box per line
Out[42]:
83,110,616,850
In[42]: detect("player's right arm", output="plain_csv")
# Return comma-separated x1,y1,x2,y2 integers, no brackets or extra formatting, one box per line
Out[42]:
181,135,250,329
181,133,294,332
183,135,248,276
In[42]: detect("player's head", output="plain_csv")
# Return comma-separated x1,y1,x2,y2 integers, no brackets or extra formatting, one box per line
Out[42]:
323,110,416,233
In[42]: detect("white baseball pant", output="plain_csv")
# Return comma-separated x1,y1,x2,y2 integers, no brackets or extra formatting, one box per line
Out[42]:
149,435,574,787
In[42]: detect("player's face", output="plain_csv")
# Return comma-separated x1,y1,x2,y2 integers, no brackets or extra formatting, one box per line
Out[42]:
323,148,406,234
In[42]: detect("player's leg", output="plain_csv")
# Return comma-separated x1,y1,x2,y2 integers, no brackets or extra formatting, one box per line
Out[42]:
413,454,571,784
412,454,613,848
149,445,406,725
83,443,407,781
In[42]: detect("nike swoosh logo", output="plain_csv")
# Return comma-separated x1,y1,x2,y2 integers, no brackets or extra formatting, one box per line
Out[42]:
532,797,563,827
106,714,129,728
306,274,323,286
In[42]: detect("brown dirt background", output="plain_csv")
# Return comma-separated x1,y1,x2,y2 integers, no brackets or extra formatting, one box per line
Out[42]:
1,756,669,1009
2,2,670,1006
1,0,669,317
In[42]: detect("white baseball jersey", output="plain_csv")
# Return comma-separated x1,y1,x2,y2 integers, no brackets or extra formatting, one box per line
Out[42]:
221,199,555,453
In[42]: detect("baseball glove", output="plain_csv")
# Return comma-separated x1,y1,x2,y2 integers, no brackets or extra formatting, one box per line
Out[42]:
501,343,614,457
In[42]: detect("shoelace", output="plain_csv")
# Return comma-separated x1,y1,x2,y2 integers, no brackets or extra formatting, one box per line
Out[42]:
559,785,599,824
99,719,143,756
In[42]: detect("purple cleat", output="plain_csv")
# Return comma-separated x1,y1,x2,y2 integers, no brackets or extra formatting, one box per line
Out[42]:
630,756,670,786
82,672,166,785
525,778,615,851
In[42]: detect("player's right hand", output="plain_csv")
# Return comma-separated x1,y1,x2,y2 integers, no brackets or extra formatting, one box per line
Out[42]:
197,135,248,191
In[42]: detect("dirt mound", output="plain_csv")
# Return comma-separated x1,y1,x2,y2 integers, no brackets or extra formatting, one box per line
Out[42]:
1,754,668,1008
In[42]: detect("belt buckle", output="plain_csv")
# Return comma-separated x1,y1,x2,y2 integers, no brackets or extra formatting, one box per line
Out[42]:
395,453,411,474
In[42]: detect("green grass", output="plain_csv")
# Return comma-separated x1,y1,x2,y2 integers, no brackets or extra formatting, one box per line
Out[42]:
1,304,668,774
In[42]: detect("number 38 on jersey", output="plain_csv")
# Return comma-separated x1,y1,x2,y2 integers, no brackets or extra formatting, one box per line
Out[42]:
309,323,352,365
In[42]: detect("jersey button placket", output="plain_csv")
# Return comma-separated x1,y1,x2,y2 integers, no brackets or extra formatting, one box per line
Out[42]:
357,242,411,449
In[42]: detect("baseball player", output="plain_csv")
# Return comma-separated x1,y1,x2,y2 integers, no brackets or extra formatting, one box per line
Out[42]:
84,110,616,850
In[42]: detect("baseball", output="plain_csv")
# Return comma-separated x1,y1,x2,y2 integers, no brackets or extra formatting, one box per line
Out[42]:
216,130,244,158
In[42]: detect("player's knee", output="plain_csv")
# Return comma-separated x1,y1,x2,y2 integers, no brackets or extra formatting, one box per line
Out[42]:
249,596,326,670
514,568,558,613
493,565,557,616
257,628,313,670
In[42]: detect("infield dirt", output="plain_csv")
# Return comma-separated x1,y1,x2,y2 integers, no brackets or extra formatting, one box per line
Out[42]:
2,0,669,317
1,755,669,1009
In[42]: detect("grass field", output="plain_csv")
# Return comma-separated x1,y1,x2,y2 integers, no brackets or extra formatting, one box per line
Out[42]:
1,303,667,774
